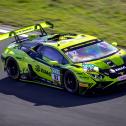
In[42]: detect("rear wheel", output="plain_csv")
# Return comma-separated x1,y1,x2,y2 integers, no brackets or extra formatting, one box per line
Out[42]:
64,71,79,94
6,57,20,79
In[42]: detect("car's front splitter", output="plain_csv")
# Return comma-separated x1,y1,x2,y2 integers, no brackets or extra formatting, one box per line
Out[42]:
78,80,126,95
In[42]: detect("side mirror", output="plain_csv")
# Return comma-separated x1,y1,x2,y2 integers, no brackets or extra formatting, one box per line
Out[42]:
49,61,59,66
112,42,117,47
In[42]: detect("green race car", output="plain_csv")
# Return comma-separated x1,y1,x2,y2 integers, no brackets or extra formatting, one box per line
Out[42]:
1,21,126,95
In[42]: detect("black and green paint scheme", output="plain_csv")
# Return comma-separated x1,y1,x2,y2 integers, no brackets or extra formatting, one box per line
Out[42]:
1,21,126,95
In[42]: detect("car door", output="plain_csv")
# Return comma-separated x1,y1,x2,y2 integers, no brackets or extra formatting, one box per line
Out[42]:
32,45,68,85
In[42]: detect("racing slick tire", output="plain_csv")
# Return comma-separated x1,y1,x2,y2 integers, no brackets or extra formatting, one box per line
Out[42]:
6,57,20,80
64,71,79,94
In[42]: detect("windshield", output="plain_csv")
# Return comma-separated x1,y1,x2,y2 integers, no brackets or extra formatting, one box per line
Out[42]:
64,41,118,63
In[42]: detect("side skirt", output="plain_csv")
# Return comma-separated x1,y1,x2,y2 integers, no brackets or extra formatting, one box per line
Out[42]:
19,78,63,90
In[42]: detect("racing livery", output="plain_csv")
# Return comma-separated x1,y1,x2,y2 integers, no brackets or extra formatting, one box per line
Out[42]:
1,21,126,95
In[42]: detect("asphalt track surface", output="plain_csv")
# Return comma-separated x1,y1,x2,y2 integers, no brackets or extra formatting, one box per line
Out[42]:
0,39,126,126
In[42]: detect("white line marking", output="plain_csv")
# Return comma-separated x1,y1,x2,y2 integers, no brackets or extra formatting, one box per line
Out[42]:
0,29,9,33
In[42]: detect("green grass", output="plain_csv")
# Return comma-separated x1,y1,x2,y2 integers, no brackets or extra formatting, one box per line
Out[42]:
0,0,125,46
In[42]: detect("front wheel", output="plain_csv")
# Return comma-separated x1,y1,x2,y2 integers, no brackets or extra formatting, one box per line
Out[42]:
64,71,79,94
6,57,20,80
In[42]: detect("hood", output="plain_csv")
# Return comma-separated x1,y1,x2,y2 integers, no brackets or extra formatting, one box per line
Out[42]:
73,49,126,79
73,49,126,71
84,49,126,70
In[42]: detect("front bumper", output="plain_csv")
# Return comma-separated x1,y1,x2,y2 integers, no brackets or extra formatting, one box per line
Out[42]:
79,80,126,95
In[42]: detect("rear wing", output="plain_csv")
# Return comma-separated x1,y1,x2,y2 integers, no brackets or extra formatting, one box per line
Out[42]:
0,21,53,42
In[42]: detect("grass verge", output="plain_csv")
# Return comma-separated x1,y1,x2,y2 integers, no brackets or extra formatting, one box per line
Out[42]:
0,0,125,45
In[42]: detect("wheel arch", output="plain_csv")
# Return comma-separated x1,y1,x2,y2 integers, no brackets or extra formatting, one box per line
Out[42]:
62,68,79,93
5,56,29,75
5,56,20,79
4,56,16,70
61,68,79,85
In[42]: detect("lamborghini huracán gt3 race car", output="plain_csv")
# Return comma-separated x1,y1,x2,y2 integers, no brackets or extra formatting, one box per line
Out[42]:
1,21,126,95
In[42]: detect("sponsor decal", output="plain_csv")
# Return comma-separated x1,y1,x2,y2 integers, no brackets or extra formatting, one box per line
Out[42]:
35,65,40,72
114,66,126,72
109,66,126,74
16,27,33,34
83,63,99,72
83,64,95,72
118,74,126,81
35,65,51,76
52,68,61,85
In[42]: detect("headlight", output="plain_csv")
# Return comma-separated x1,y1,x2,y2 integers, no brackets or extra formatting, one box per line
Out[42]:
83,64,99,72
